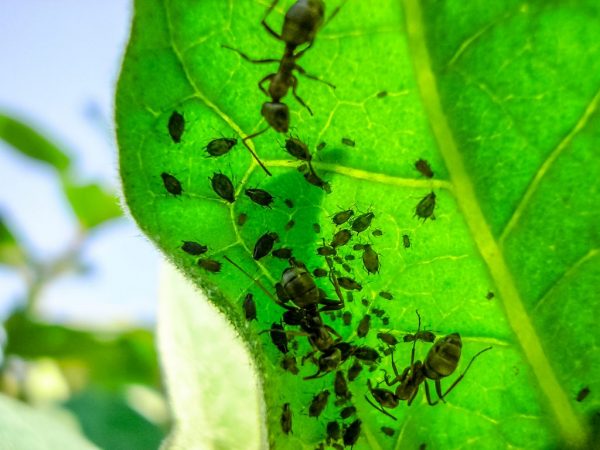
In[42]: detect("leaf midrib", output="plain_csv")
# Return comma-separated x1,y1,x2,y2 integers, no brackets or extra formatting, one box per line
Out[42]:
402,0,586,447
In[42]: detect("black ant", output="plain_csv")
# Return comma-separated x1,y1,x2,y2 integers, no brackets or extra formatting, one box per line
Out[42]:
365,311,492,420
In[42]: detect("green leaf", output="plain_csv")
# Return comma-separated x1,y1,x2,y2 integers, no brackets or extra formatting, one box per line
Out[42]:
116,0,599,449
0,393,98,449
0,214,26,267
0,113,70,172
62,181,123,230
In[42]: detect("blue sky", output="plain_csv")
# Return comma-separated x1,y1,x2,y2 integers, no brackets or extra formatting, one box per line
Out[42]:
0,1,160,328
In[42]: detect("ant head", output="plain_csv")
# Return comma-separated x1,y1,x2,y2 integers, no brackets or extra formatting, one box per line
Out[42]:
261,102,289,133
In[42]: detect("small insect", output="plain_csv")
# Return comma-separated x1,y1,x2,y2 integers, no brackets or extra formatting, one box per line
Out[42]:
343,419,362,446
304,171,331,193
332,209,354,225
281,354,299,375
415,158,434,178
210,173,235,203
168,111,184,143
381,426,394,437
379,291,393,300
340,406,356,419
317,246,336,256
576,386,590,402
205,137,237,156
281,403,292,434
371,308,384,318
415,191,436,221
253,232,279,260
161,172,182,196
372,229,383,237
382,317,390,326
334,371,351,400
357,315,371,338
268,323,289,354
331,229,352,248
333,256,343,264
284,198,294,208
352,243,364,251
342,311,352,326
317,141,327,151
198,258,221,272
243,293,257,321
353,346,380,364
347,361,362,381
313,268,328,278
362,244,379,274
403,330,436,343
486,291,495,300
285,137,312,161
341,137,355,147
272,247,293,259
402,234,411,248
237,213,248,226
361,298,370,307
326,421,341,442
245,188,274,207
181,241,207,255
344,254,355,261
338,277,362,291
419,444,427,450
313,223,321,233
377,332,398,346
376,91,388,98
285,219,295,231
309,390,330,418
342,263,352,273
352,212,374,233
346,292,354,303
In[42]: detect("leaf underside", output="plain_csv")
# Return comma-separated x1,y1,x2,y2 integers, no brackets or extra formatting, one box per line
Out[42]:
116,0,600,449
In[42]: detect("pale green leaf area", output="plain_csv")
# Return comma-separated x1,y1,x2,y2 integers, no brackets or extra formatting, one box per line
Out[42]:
62,181,123,230
0,393,98,450
0,215,27,267
116,0,598,449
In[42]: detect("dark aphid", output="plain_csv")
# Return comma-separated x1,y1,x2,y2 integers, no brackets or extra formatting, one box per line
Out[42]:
344,254,355,261
284,198,294,208
347,361,362,381
377,91,388,98
281,403,292,434
333,256,343,264
403,330,436,343
352,244,364,252
340,406,357,419
342,311,352,326
304,171,331,193
362,244,379,274
253,232,278,260
576,386,590,402
317,141,327,151
269,323,289,354
272,247,293,259
415,191,436,221
326,421,341,442
341,137,355,147
309,390,330,418
377,332,398,346
245,188,274,207
357,315,371,338
382,317,390,326
338,277,362,291
285,219,295,231
372,229,382,237
486,291,495,300
281,354,299,375
415,158,434,178
332,209,354,226
237,213,248,226
198,258,221,273
206,137,237,156
352,212,374,233
353,346,380,364
381,426,394,437
210,173,235,203
331,229,352,248
382,347,393,356
168,111,184,143
372,308,384,318
161,172,183,196
181,241,207,255
243,293,256,321
379,291,393,300
334,371,350,400
317,246,336,256
342,263,352,273
361,298,370,307
313,268,328,278
419,444,427,450
402,234,411,248
346,292,354,303
313,223,321,234
285,137,311,161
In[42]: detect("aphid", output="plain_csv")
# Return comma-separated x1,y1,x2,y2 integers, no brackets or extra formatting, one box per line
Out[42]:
313,223,321,233
377,332,398,346
381,426,394,437
343,419,362,446
342,263,352,273
334,371,351,400
352,243,364,251
272,247,293,259
317,245,336,256
331,229,352,248
362,244,379,274
353,346,380,364
382,317,390,326
415,191,436,221
415,158,434,178
486,291,495,300
317,141,327,151
346,292,354,303
281,403,292,434
210,173,235,203
161,172,182,196
403,330,436,343
357,315,371,338
304,171,331,193
379,291,393,300
338,277,362,291
402,234,411,248
285,137,312,161
576,386,590,402
309,390,330,418
347,361,362,381
371,308,384,318
419,444,427,450
313,268,328,278
342,311,352,326
326,421,341,442
344,254,355,261
281,354,299,375
253,232,279,260
341,137,355,147
243,293,257,321
205,137,237,156
340,406,356,419
268,323,289,354
181,241,207,255
352,212,374,233
332,209,354,225
245,188,274,207
361,298,370,307
198,258,221,272
285,219,295,231
284,198,294,208
237,213,248,226
372,229,383,237
377,91,388,98
168,111,184,143
333,256,343,264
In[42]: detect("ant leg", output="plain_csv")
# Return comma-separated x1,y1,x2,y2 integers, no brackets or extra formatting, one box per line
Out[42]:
294,64,336,89
258,73,275,96
221,45,279,64
439,346,492,401
324,255,344,307
290,76,313,115
423,381,439,406
409,310,421,371
324,325,342,340
242,128,272,176
223,255,275,299
261,0,283,41
364,395,398,421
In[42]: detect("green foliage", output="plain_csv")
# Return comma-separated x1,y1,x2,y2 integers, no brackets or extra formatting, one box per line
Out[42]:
0,215,26,267
116,0,599,448
62,181,123,230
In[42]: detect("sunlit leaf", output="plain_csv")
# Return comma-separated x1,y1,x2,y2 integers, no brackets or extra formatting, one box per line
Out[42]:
0,213,26,267
62,181,123,230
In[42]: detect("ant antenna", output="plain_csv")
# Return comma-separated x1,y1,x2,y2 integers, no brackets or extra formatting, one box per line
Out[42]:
241,130,272,176
223,255,275,301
